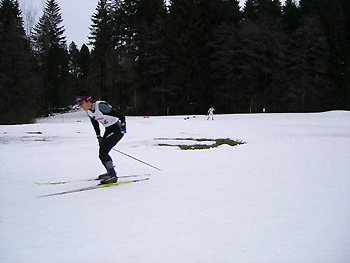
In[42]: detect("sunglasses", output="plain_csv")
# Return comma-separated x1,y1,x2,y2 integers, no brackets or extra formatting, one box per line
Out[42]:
76,96,90,105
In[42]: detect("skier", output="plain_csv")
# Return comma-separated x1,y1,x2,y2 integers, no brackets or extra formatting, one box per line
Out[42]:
207,106,215,120
76,91,126,184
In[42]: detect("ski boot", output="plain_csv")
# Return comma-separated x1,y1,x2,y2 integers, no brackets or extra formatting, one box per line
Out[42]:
99,169,118,184
98,172,109,181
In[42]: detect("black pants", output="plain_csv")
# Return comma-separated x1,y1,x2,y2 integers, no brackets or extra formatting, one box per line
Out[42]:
99,124,124,169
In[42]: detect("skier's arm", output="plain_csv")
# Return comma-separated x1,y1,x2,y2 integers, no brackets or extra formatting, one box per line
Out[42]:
90,117,100,136
98,102,126,123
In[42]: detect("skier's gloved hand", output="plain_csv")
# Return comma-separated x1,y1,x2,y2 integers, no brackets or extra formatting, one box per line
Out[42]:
97,135,102,145
120,122,126,134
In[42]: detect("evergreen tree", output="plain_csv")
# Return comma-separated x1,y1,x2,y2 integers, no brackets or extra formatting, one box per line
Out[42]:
267,0,282,19
198,0,241,109
284,16,329,111
79,44,90,82
119,0,138,52
141,16,169,115
31,0,68,110
68,42,80,78
343,0,350,49
89,0,113,100
282,0,300,33
322,0,350,109
212,16,287,113
134,0,168,114
340,0,350,109
114,0,141,113
299,0,324,17
164,0,203,114
65,41,80,103
243,0,259,20
65,42,91,104
199,0,241,27
223,0,242,24
0,0,41,124
210,23,241,112
244,0,282,20
299,0,350,110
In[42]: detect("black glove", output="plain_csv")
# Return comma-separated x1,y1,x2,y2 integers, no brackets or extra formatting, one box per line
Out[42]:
97,135,102,145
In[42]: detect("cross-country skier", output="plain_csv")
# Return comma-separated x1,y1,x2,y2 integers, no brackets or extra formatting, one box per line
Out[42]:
76,91,126,184
207,106,215,120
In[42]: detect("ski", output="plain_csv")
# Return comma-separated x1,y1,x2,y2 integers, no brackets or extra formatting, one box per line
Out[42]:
35,174,150,185
38,177,149,198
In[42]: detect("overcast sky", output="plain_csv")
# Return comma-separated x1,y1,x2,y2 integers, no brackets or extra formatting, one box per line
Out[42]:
17,0,285,49
18,0,97,47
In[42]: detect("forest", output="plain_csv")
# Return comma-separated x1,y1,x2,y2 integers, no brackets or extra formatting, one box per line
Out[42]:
0,0,349,124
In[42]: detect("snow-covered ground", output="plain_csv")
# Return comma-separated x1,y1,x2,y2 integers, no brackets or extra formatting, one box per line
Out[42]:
1,110,350,263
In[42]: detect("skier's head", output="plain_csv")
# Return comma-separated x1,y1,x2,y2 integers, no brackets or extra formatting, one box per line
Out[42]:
76,90,93,110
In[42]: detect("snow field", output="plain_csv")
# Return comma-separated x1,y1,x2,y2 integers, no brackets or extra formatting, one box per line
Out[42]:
0,110,350,263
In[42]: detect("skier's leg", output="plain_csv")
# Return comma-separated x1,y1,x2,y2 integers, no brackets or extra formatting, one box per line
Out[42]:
99,129,123,175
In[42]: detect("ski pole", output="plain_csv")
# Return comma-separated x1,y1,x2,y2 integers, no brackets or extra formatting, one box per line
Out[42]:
112,148,161,171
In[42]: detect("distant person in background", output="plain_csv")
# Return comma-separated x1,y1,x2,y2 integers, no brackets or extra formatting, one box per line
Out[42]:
76,91,126,184
207,106,215,120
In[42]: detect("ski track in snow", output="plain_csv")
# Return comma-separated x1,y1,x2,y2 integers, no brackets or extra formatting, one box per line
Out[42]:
0,110,350,263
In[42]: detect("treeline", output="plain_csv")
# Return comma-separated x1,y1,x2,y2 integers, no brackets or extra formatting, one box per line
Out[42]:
1,0,349,124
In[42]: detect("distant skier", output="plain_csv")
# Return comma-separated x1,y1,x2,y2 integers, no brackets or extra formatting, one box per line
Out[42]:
207,106,215,120
76,91,126,184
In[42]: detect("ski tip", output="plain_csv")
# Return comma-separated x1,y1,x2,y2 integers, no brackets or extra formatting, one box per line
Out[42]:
35,181,66,185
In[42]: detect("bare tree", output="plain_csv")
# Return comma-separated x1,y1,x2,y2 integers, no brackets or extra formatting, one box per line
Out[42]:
19,0,38,38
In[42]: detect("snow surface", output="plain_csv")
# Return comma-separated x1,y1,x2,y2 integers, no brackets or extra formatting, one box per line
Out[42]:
1,110,350,263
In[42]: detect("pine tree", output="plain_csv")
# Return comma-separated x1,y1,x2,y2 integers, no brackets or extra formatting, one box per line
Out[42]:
198,0,241,110
268,0,282,19
0,0,41,124
223,0,242,24
244,0,282,21
66,42,91,103
284,16,329,111
114,0,141,113
299,0,350,110
89,0,113,100
32,0,66,53
199,0,241,28
299,0,324,17
164,0,203,114
134,0,168,114
119,0,138,52
282,0,300,33
211,16,287,113
210,23,241,112
31,0,68,110
79,44,90,82
322,0,350,109
66,44,91,97
243,0,259,20
68,42,80,78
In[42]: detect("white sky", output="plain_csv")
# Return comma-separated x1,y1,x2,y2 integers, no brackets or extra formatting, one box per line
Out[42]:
18,0,98,48
17,0,285,49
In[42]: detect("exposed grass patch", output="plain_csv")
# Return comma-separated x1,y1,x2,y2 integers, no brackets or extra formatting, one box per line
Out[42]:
156,138,245,150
